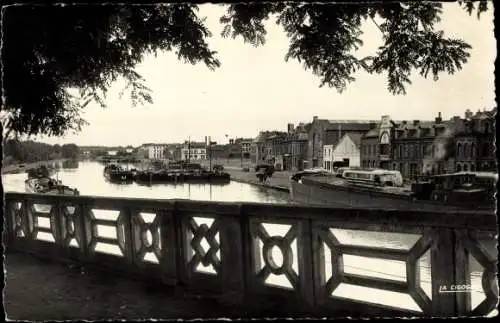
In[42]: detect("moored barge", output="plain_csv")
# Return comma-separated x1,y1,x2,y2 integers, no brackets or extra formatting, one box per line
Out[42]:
290,168,496,213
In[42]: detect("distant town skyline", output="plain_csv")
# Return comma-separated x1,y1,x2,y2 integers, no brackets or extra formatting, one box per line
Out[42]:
32,3,495,147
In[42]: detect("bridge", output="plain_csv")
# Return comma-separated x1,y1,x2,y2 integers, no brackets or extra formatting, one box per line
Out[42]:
4,192,498,318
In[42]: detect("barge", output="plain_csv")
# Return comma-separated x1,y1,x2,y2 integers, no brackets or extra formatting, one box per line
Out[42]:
103,164,134,183
290,168,497,214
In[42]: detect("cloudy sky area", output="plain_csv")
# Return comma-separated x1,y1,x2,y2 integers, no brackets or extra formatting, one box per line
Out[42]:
37,3,496,146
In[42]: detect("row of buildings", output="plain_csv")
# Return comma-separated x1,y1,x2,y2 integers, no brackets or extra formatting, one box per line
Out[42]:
251,107,496,179
135,137,254,162
112,107,495,180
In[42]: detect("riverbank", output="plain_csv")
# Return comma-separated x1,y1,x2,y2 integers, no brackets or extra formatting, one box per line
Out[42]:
226,168,292,193
1,159,68,175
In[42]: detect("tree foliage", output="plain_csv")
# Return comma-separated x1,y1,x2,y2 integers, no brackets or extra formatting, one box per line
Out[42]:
3,139,79,164
0,1,490,140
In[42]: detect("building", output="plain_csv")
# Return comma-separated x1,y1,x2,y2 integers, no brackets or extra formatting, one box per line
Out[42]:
181,141,207,161
307,116,377,168
359,108,496,179
323,133,362,171
361,113,454,178
451,108,496,172
137,143,179,160
234,138,254,159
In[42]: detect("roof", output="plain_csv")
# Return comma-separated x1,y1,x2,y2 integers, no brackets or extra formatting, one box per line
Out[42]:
363,128,380,138
345,133,363,148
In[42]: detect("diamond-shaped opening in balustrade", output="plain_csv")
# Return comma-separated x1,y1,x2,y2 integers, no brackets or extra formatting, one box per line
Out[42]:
342,255,407,282
37,216,51,229
140,212,156,224
418,248,432,300
95,242,123,256
36,232,55,243
33,203,52,214
91,209,120,221
469,253,487,310
331,284,422,313
330,229,421,250
200,236,210,255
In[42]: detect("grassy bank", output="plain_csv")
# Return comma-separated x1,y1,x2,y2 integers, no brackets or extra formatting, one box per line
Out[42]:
1,159,68,175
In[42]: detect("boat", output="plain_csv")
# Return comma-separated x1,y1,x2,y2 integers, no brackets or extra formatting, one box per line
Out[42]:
103,164,134,183
25,177,79,195
26,165,56,179
290,168,497,213
132,162,231,184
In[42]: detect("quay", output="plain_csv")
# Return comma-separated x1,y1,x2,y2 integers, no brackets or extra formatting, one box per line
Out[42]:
225,167,292,192
4,192,498,319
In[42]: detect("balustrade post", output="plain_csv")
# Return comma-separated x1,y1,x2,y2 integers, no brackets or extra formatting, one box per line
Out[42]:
51,200,64,258
78,203,90,260
453,229,472,315
172,201,189,284
430,228,457,316
299,217,316,310
216,205,245,305
3,197,15,248
122,205,135,264
158,208,178,284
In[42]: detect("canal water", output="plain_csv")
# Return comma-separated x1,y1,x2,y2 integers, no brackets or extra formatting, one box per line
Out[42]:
2,161,495,314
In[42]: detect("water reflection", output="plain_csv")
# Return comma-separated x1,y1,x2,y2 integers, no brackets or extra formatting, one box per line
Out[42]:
3,161,290,204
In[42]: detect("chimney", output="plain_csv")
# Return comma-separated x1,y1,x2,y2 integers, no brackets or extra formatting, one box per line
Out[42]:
287,123,295,133
465,109,473,119
313,116,318,122
435,112,442,124
413,120,420,126
402,121,407,125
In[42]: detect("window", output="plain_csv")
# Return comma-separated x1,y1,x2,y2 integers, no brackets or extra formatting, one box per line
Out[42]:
463,164,468,172
457,143,462,158
471,143,476,157
456,164,462,172
463,142,469,158
471,164,475,171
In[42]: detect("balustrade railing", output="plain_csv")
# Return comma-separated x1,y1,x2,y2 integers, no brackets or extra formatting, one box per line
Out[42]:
4,192,498,317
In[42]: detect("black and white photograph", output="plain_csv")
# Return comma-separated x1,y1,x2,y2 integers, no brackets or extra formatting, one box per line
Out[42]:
1,0,498,319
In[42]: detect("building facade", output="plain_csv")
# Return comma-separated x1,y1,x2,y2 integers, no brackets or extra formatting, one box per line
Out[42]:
323,133,362,171
359,108,496,179
452,108,496,172
307,116,377,168
181,141,207,161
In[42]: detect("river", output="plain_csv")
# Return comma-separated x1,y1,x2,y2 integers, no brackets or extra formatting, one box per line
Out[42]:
2,160,495,314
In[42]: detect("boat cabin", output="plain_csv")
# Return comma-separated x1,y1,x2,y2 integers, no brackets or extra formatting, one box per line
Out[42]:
342,169,404,187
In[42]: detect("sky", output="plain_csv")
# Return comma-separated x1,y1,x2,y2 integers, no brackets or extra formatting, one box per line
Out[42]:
35,2,496,147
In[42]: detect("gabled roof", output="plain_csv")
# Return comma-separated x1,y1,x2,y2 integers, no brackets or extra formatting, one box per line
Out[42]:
345,133,363,148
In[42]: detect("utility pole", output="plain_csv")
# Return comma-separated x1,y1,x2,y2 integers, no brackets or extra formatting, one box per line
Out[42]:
187,136,191,165
208,136,212,171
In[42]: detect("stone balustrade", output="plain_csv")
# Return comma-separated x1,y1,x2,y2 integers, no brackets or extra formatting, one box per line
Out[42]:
4,192,498,317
